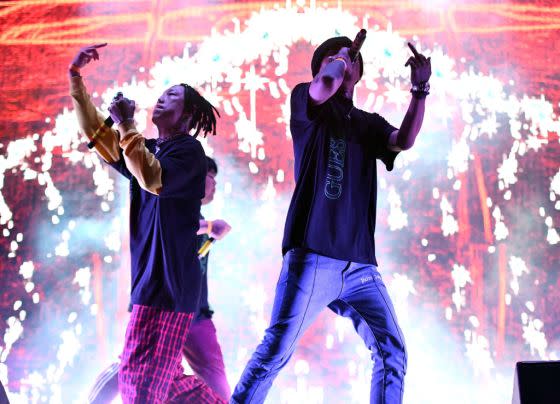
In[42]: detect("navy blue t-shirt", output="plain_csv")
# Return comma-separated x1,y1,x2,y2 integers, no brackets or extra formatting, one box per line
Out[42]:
110,135,206,313
282,82,399,265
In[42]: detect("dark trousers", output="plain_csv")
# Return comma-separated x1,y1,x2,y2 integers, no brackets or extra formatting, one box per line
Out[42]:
231,248,407,404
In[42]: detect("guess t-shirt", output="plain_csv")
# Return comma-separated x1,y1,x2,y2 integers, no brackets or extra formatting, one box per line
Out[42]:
282,82,399,265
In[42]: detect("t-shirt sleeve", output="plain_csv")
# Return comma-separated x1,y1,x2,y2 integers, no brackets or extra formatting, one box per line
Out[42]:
158,142,206,199
369,113,400,171
290,82,321,126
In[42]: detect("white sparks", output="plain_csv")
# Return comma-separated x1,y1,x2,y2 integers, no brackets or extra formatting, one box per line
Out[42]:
451,264,472,312
464,330,495,376
440,195,459,236
509,256,530,296
447,138,470,175
73,267,92,305
492,206,509,241
387,187,408,230
521,314,549,359
497,151,518,189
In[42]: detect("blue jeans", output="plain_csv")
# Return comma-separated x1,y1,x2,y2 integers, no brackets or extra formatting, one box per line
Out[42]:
231,248,407,404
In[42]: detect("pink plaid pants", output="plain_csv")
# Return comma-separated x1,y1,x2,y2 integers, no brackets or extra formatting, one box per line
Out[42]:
119,304,225,404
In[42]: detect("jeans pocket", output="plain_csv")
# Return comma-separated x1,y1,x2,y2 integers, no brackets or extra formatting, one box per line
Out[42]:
286,247,317,263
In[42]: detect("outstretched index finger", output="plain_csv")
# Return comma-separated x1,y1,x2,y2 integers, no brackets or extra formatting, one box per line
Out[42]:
407,42,420,58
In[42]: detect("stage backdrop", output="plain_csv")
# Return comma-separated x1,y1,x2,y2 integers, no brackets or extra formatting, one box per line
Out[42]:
0,1,559,403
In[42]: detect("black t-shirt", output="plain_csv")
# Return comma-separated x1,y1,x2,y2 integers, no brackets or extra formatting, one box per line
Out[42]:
282,82,399,265
110,135,206,313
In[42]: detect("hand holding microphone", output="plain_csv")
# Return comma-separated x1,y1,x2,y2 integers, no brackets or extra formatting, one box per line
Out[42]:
88,92,134,149
328,29,367,75
108,92,136,126
198,219,232,259
348,29,367,63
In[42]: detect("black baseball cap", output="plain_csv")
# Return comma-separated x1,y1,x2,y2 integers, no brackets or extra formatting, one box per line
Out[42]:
311,36,364,79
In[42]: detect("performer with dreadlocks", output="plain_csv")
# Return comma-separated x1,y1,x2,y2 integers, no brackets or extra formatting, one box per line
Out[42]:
86,156,232,404
69,43,224,403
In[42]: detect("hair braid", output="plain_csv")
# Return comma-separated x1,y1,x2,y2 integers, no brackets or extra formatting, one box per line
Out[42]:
180,84,220,138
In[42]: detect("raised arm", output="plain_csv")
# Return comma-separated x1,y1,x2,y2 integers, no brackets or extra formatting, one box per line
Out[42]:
68,43,121,164
388,42,432,151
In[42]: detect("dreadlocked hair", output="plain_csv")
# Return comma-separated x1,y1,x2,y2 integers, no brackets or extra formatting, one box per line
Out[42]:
180,83,220,138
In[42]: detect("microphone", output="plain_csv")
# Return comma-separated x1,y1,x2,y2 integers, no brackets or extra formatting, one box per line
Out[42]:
87,91,124,149
87,116,114,149
198,237,216,259
348,29,367,63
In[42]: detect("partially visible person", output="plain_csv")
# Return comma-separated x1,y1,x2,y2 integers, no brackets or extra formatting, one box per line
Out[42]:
69,43,224,403
0,380,9,404
87,157,232,404
186,156,232,401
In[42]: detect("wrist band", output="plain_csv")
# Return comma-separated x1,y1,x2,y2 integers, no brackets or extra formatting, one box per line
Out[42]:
68,64,81,73
411,81,430,99
68,64,81,77
206,220,213,235
411,90,428,99
333,57,348,70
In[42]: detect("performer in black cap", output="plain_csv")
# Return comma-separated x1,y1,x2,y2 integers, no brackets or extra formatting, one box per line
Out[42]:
230,34,431,404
